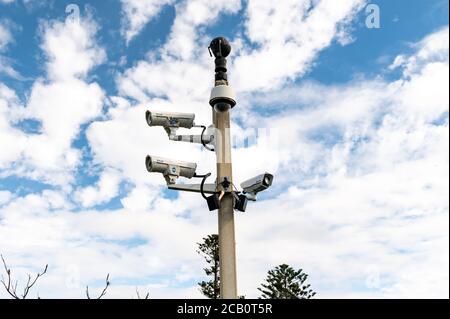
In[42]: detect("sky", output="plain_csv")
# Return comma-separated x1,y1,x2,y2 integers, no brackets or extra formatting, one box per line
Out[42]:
0,0,448,299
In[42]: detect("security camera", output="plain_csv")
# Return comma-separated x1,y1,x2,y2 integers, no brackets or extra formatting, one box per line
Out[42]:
146,110,215,148
146,111,195,129
209,37,232,85
145,155,197,185
209,85,236,111
209,37,231,58
240,173,274,201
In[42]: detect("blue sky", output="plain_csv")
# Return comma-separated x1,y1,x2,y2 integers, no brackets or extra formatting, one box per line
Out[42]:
1,1,448,88
0,0,448,298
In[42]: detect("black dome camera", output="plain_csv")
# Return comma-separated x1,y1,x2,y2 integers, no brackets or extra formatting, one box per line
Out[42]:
208,37,231,58
209,37,231,83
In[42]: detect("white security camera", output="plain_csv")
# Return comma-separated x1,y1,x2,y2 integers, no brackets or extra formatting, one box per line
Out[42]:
146,111,195,129
146,110,215,148
209,85,236,112
145,155,197,185
240,173,274,201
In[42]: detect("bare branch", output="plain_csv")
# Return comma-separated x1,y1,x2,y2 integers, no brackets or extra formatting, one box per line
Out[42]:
1,254,47,299
1,254,18,299
12,280,18,295
86,274,110,299
136,287,149,299
22,264,48,298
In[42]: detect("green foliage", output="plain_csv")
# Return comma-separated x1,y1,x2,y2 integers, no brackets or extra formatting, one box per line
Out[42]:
197,234,220,299
258,264,316,299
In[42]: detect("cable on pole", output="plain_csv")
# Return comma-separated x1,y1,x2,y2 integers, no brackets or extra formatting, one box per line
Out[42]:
200,125,215,152
194,172,212,200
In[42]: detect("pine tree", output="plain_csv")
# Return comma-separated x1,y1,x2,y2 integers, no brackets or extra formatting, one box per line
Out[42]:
197,234,220,299
258,264,316,299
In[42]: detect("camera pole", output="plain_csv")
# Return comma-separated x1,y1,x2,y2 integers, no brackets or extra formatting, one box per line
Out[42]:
214,111,237,299
145,37,273,299
209,37,237,299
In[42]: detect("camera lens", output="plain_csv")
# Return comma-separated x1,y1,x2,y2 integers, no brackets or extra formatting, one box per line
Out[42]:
145,156,153,172
214,102,231,112
146,111,152,126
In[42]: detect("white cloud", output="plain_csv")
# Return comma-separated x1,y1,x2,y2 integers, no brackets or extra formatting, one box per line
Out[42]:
0,22,22,78
40,18,106,81
0,17,106,186
117,0,242,102
163,0,241,60
0,83,27,168
0,22,12,51
231,0,366,92
0,190,12,206
232,26,449,298
390,27,449,78
0,183,215,298
74,169,121,208
121,0,175,44
117,0,364,102
0,56,24,79
20,79,104,179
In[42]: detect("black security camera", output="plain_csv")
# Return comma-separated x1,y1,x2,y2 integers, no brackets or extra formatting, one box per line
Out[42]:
208,37,231,58
209,37,232,83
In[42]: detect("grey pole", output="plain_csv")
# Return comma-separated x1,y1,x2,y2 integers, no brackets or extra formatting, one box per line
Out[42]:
214,110,237,299
145,37,274,300
209,37,238,299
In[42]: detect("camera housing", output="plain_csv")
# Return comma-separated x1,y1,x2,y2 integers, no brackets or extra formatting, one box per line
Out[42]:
146,111,195,129
146,155,197,185
209,37,231,59
209,85,236,112
234,194,248,212
240,173,274,201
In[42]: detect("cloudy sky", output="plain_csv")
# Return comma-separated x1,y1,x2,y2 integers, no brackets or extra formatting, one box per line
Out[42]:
0,0,448,299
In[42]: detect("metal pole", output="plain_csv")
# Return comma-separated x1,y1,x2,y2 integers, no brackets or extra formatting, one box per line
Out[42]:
214,109,237,299
209,37,238,299
146,36,274,301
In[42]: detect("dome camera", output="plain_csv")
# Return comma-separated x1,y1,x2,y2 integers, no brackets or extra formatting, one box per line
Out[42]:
208,37,231,58
209,84,236,112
